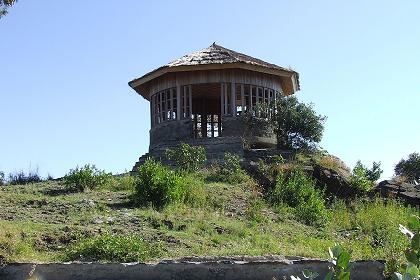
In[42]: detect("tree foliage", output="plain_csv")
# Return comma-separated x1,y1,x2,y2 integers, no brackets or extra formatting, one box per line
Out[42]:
395,152,420,184
274,95,326,150
0,0,17,18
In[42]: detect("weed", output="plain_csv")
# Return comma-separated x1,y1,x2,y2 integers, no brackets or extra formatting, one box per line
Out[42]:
63,164,112,192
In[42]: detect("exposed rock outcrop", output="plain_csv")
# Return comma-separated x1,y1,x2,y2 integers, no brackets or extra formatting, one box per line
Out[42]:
311,164,355,198
375,180,420,206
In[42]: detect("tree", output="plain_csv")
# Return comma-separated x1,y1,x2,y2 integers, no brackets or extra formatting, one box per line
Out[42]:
1,0,17,18
274,95,326,150
395,152,420,184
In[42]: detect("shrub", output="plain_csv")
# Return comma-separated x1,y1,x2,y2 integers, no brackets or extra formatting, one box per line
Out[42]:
350,160,382,194
274,95,326,150
63,164,112,192
270,169,328,227
221,152,249,184
134,158,189,208
0,171,4,186
165,143,206,172
395,152,420,184
8,169,42,185
64,233,160,262
206,153,249,184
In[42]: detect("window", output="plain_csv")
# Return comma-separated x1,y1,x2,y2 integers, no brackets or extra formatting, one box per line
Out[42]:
150,87,177,126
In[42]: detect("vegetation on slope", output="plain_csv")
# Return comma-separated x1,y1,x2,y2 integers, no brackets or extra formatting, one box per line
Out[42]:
0,159,417,277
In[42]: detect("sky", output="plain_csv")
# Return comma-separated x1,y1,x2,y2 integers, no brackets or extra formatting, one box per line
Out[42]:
0,1,419,179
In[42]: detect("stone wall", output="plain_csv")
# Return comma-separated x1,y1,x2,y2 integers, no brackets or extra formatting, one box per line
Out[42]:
131,137,244,173
222,116,276,148
0,257,385,280
150,119,193,149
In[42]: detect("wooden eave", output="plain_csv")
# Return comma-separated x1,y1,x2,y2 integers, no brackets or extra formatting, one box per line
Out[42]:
129,63,299,100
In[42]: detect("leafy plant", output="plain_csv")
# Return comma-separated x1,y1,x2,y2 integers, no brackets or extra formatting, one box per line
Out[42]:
134,158,192,208
63,164,112,192
220,152,248,184
393,216,420,280
166,143,207,172
395,152,420,185
325,244,352,280
290,244,351,280
350,161,380,194
270,169,328,227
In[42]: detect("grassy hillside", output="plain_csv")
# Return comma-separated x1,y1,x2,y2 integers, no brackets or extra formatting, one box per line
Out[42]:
0,167,416,270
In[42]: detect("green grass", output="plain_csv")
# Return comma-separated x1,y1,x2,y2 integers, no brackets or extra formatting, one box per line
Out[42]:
0,175,417,264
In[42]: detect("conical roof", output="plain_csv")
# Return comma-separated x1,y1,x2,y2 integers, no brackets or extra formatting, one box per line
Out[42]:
129,43,299,96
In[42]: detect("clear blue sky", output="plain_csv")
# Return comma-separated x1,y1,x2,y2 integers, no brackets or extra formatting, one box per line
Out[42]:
1,1,419,179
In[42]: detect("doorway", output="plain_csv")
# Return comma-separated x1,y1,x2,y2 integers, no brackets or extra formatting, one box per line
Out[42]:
191,83,222,138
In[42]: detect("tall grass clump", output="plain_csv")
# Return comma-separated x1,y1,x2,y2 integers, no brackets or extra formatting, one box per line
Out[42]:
105,173,136,192
63,164,112,192
269,169,328,227
64,233,160,262
134,158,205,208
330,198,415,269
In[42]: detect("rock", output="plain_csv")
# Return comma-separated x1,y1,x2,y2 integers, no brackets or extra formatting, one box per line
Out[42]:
375,179,420,206
92,218,103,224
311,164,354,198
81,199,95,208
106,217,115,224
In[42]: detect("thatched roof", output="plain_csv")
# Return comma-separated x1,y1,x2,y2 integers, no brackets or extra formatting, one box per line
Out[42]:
129,43,300,95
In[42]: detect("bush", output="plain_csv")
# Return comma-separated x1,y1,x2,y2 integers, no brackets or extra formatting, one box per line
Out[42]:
63,164,112,192
270,169,328,227
206,153,249,184
8,169,42,185
165,143,206,172
274,95,326,150
350,160,382,194
64,233,160,262
0,171,4,186
134,158,203,208
220,152,249,184
395,152,420,184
